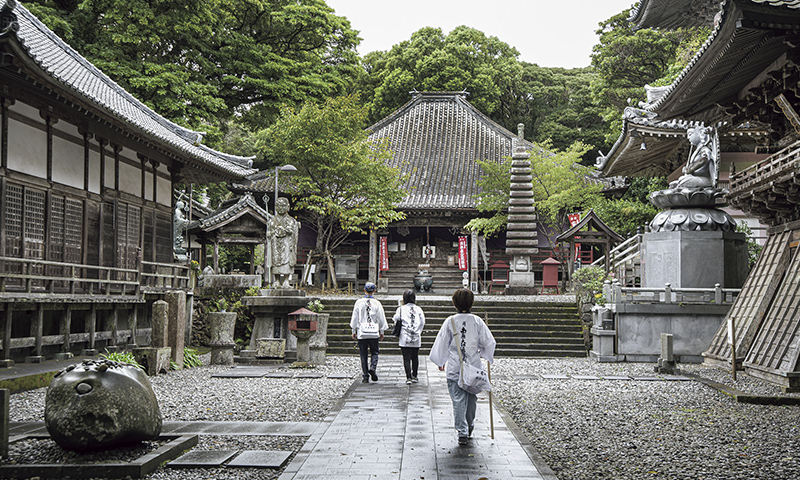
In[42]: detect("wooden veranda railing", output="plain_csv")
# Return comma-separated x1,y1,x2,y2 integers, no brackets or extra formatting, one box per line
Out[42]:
0,256,191,298
0,256,140,297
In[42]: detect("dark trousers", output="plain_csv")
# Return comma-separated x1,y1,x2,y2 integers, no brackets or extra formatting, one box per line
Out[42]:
358,338,380,378
401,346,420,379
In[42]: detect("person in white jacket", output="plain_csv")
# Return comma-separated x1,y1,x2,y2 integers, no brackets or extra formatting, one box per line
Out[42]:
429,288,496,445
393,289,426,385
350,282,388,383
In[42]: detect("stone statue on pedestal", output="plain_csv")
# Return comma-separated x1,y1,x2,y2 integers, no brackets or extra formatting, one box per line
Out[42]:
648,125,736,232
173,200,189,261
269,197,300,288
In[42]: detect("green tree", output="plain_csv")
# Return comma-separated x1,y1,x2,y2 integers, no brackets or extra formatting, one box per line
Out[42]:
26,0,361,130
464,157,512,238
521,63,610,163
592,176,666,237
256,95,407,287
356,26,524,129
530,141,604,268
466,141,604,271
590,9,711,143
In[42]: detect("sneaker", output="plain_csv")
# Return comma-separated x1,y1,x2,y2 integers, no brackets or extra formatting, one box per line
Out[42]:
411,377,419,383
369,369,378,381
458,436,469,445
406,379,413,385
362,377,369,383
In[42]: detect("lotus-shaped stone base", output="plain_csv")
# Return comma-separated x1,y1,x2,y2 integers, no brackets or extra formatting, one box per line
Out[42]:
648,188,737,232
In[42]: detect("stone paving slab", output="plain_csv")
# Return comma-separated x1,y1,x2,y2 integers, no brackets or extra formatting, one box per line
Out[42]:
167,450,237,468
540,374,569,379
277,355,554,480
227,450,292,468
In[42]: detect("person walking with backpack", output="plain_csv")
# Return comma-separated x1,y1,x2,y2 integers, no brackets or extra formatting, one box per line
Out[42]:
429,288,496,445
351,282,388,383
393,289,426,385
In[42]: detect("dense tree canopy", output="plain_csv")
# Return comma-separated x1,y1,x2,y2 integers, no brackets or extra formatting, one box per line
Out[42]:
356,26,523,127
26,0,361,130
590,9,711,142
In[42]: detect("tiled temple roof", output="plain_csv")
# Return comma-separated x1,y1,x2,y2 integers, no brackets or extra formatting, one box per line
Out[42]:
597,0,799,177
629,0,721,30
188,192,270,232
368,92,532,211
0,0,256,182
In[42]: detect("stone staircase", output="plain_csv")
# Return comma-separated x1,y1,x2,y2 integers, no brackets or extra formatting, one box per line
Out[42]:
380,265,466,295
321,296,586,357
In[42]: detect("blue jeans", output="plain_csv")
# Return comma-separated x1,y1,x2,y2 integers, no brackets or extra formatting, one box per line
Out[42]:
357,338,380,379
447,379,477,437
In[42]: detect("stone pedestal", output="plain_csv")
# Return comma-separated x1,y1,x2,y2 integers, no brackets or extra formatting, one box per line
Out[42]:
308,313,330,365
291,330,313,363
208,312,237,365
241,290,309,359
133,347,172,375
642,230,748,288
590,306,617,362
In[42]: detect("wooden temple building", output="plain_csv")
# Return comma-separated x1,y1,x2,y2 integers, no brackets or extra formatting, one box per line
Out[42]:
0,0,255,363
597,0,800,390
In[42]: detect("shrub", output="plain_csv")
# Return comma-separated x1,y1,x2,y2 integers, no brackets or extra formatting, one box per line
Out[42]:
100,349,144,370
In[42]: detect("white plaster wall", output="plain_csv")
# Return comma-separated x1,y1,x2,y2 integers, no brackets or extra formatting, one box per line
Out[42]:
7,103,46,178
104,150,115,189
87,145,100,194
156,166,171,206
144,165,153,201
118,153,142,197
51,124,84,189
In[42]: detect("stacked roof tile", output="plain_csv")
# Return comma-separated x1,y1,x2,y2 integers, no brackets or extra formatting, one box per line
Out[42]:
0,0,255,180
368,92,529,211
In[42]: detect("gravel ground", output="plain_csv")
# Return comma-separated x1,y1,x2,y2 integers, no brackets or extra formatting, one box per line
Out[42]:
491,358,800,480
8,355,800,480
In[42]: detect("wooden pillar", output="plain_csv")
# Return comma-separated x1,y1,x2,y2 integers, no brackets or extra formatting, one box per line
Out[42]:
83,304,97,355
109,305,119,350
128,305,138,347
1,97,13,169
1,306,12,363
368,229,377,284
213,240,219,273
249,245,255,275
61,305,72,354
470,230,479,287
28,306,44,362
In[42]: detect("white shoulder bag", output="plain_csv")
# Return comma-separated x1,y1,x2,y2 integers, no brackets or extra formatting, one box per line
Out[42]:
451,316,491,394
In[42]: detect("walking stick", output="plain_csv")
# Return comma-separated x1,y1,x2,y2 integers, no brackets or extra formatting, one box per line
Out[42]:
486,310,494,439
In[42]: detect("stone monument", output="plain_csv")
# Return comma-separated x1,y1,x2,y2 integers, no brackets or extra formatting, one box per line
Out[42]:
505,124,538,294
45,359,162,450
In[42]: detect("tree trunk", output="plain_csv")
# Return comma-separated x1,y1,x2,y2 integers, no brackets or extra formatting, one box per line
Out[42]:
326,251,339,289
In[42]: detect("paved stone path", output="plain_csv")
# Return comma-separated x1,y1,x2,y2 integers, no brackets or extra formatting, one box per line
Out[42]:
278,355,555,480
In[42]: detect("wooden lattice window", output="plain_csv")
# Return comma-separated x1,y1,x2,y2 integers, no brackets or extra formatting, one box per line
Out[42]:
4,183,22,258
24,188,45,261
64,198,83,264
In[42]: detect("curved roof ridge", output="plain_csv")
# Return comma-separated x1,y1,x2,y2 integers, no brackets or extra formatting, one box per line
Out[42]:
0,0,256,176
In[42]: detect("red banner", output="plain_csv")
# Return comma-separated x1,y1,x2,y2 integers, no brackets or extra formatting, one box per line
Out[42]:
568,212,581,262
379,237,389,271
458,236,468,271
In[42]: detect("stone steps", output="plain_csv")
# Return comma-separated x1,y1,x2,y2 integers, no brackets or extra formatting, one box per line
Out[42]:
319,297,586,357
